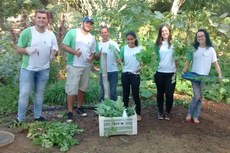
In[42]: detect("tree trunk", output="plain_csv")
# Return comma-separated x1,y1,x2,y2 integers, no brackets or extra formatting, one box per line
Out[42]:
171,0,185,16
0,0,3,30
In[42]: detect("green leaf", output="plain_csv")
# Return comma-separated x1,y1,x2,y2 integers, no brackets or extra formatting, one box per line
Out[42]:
219,13,228,18
217,24,229,33
154,11,164,20
118,4,127,12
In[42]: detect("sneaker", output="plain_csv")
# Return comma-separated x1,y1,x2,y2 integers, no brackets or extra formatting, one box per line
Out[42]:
158,113,164,120
137,115,142,122
67,112,73,123
76,107,87,117
34,116,45,122
10,119,23,128
164,112,170,121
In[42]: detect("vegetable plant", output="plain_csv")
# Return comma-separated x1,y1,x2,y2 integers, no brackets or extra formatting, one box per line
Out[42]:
24,121,84,152
95,96,135,117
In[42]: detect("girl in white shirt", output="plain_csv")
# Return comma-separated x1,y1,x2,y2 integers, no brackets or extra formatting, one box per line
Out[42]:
120,31,142,121
182,29,222,124
154,24,176,121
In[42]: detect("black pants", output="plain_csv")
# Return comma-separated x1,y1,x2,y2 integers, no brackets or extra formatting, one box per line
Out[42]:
154,71,176,114
121,72,141,115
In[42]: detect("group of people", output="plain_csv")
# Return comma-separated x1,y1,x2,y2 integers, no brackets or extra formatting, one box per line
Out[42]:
15,10,222,125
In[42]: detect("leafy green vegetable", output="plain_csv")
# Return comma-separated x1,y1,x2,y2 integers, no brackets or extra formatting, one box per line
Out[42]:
24,121,83,152
109,44,120,60
135,49,153,65
95,96,135,117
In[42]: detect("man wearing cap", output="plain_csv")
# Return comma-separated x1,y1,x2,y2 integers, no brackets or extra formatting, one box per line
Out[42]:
62,16,96,122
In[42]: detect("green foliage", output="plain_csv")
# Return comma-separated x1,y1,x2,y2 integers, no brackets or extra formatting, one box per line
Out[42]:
135,49,153,65
48,55,66,84
1,0,45,18
0,32,21,85
174,99,190,108
0,85,18,116
44,74,100,106
95,96,135,117
140,80,156,99
24,121,84,152
84,73,100,105
44,80,66,105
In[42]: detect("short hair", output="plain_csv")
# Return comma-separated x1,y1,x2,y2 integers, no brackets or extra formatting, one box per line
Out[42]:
35,10,48,16
99,26,109,33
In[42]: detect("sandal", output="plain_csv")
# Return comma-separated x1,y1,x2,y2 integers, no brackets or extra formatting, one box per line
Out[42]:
185,115,192,122
193,118,200,125
137,115,142,122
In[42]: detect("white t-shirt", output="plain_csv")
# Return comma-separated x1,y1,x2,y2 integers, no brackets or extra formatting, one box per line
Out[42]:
98,40,120,72
157,41,176,73
122,45,141,74
18,26,58,71
191,47,217,75
73,29,96,67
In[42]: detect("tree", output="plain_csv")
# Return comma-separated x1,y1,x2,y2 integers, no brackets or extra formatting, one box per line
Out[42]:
171,0,185,15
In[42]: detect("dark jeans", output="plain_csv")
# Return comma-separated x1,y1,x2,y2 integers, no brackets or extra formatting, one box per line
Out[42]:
121,72,141,115
99,71,118,102
154,71,176,114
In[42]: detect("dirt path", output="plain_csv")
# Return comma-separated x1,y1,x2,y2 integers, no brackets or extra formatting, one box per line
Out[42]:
0,100,230,153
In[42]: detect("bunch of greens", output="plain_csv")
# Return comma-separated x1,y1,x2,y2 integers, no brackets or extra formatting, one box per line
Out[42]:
24,121,83,152
135,49,153,65
109,44,120,60
172,38,195,61
95,96,135,117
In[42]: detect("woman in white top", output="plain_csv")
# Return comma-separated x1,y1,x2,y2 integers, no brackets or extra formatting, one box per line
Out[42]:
154,24,176,121
120,31,142,121
182,29,222,124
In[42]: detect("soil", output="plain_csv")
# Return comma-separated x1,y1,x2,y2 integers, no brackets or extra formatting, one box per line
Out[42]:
0,99,230,153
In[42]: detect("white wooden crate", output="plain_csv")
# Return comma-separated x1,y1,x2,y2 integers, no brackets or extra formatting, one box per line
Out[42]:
99,114,137,137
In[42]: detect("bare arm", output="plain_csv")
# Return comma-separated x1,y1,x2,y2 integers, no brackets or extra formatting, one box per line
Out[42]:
61,44,81,57
213,61,222,78
87,53,95,64
16,46,27,55
182,60,191,74
94,50,101,61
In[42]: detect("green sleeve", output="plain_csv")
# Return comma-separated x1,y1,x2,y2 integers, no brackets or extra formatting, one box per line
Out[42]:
120,46,125,61
95,42,99,53
154,45,160,61
62,29,76,49
17,27,31,48
62,29,76,65
186,51,193,61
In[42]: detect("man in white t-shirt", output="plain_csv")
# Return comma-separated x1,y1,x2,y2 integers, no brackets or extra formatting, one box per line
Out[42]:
95,26,120,102
16,10,58,123
62,16,96,122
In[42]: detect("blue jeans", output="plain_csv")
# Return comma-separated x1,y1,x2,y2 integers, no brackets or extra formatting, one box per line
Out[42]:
99,71,118,102
17,68,49,121
188,81,203,119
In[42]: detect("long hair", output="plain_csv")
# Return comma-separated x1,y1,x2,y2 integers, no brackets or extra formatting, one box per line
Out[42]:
155,23,172,48
126,31,138,46
193,29,212,49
